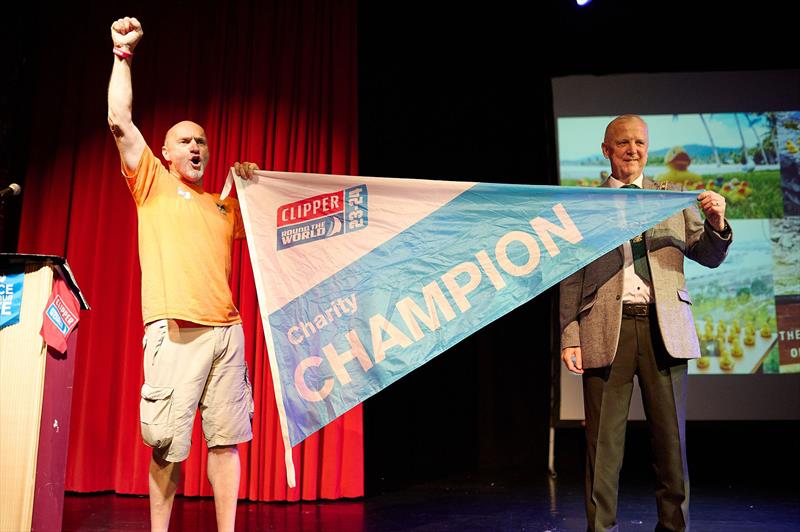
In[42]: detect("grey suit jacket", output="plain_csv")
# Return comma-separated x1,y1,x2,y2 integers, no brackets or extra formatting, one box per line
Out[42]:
559,177,732,369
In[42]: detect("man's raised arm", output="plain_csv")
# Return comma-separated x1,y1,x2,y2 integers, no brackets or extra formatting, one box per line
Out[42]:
108,17,146,172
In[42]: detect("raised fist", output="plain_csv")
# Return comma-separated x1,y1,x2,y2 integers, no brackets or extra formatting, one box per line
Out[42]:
111,17,143,52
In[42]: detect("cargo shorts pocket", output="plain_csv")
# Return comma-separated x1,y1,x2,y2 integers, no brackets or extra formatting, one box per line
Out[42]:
143,320,168,366
140,383,174,449
244,364,255,421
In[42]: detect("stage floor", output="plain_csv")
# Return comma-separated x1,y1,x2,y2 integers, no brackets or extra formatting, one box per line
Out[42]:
63,471,800,531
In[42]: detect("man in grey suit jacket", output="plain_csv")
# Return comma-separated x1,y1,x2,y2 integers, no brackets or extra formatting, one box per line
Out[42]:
559,115,732,532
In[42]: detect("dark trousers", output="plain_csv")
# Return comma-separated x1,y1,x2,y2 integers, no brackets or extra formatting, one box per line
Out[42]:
582,310,689,532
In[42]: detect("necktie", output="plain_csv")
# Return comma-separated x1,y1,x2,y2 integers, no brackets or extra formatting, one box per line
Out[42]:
622,184,651,283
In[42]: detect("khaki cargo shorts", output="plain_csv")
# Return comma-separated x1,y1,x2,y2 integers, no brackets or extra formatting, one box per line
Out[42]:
139,320,254,462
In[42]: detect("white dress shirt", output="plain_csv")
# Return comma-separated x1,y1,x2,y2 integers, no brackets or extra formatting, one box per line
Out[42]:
608,174,653,304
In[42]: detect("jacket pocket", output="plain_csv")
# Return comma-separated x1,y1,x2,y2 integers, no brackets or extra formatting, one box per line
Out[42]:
677,288,693,305
140,384,174,449
579,283,598,314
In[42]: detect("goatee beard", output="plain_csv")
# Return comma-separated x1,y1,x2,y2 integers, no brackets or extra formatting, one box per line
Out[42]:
186,168,204,181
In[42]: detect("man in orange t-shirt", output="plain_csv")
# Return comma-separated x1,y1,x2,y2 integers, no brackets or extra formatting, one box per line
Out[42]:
108,16,258,532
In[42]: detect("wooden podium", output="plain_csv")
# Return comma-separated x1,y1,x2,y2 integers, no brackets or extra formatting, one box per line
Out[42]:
0,254,89,532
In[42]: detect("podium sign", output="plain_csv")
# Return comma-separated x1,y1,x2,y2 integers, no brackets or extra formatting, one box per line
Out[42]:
0,272,24,328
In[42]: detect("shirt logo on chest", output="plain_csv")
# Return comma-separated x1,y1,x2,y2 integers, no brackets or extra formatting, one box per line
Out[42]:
177,186,192,200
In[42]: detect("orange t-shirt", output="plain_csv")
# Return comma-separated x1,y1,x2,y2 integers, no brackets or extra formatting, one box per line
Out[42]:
124,147,245,326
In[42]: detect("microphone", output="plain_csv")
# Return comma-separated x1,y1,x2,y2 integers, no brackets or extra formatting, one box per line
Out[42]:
0,183,22,197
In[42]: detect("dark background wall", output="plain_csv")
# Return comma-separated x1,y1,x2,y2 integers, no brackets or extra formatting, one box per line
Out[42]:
2,0,798,496
0,5,34,253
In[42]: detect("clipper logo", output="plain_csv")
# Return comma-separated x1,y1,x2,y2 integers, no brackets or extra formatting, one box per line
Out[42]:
46,295,78,336
277,185,368,250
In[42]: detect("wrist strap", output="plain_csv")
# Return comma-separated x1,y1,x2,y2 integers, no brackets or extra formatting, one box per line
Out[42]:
113,47,133,59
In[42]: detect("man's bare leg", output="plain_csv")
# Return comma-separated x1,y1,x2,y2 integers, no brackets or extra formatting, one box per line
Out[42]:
149,451,180,532
207,445,240,532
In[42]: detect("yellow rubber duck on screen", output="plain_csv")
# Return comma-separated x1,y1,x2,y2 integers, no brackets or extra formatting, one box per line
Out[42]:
657,146,703,184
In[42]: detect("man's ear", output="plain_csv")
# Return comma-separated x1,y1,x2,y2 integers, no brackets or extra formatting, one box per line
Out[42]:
600,143,610,159
162,145,171,162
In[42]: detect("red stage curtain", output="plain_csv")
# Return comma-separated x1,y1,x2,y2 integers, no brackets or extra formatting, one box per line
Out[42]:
17,1,362,501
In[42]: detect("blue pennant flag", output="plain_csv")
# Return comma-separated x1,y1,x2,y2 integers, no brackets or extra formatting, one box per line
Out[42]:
225,171,697,485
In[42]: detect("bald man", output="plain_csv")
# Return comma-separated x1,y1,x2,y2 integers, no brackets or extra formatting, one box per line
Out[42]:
559,115,732,531
108,17,258,532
